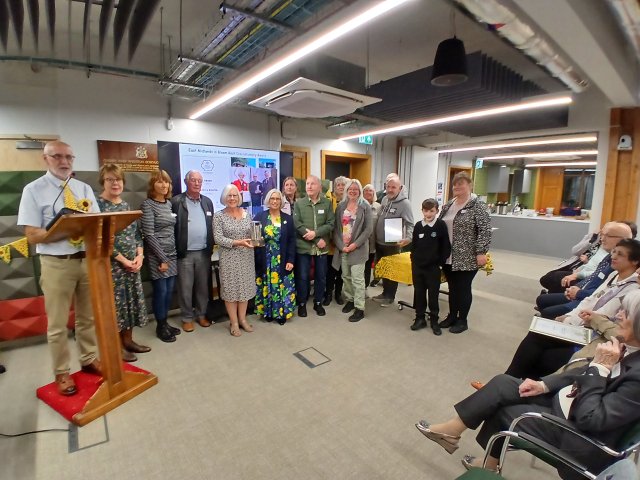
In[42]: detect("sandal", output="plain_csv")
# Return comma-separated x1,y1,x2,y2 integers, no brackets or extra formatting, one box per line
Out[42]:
230,323,242,337
239,321,254,332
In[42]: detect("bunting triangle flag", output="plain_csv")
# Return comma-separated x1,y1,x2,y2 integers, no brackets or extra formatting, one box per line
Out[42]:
9,237,29,258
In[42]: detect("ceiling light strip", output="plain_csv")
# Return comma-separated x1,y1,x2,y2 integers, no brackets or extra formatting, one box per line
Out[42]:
478,149,598,160
525,162,598,167
189,0,413,120
339,95,572,140
438,135,597,153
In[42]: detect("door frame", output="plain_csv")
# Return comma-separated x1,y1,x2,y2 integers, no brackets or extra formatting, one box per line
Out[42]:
321,150,372,185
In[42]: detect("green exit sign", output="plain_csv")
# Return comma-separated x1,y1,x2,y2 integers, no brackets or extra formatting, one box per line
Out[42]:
358,135,373,145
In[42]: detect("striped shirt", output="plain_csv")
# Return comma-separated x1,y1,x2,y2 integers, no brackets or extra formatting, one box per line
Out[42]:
140,198,177,279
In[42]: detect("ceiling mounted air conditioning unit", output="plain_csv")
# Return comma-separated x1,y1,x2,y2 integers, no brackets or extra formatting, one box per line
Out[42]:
249,77,381,119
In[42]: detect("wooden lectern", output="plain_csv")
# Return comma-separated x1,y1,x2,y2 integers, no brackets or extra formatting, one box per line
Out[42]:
44,211,158,426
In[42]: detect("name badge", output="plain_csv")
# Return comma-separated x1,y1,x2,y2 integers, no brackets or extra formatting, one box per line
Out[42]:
460,209,467,214
318,209,325,214
418,233,424,239
431,232,437,237
390,208,396,214
597,272,605,279
206,211,212,216
283,220,287,224
171,213,177,217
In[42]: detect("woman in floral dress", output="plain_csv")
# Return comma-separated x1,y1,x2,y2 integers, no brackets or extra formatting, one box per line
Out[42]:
97,164,149,362
254,189,296,325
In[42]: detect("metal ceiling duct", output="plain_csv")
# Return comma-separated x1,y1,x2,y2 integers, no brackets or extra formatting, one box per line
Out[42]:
606,0,640,61
455,0,589,93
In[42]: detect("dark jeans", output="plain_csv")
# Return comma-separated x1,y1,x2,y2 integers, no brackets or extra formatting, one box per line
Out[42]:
376,243,401,300
363,252,376,287
412,264,441,320
536,292,578,319
325,254,343,298
296,254,327,305
442,265,477,323
152,275,176,321
504,331,576,380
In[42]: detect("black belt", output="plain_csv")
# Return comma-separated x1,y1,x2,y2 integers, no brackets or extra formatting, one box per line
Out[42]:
41,252,86,260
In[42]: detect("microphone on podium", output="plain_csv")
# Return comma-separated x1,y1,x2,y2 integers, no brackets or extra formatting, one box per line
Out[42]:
46,172,83,230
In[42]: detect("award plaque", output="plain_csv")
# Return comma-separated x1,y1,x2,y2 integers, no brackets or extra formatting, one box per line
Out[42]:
251,221,265,247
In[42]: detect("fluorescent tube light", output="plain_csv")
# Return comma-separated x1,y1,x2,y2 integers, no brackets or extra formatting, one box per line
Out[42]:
190,0,413,120
339,95,572,140
438,135,597,153
478,150,598,160
525,161,597,167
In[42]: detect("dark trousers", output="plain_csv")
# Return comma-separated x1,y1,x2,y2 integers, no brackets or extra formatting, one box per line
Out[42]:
412,264,441,320
152,275,176,321
325,254,343,298
504,331,576,380
455,374,557,458
540,268,575,293
536,293,578,319
296,254,327,305
442,265,477,324
363,252,376,287
376,243,401,300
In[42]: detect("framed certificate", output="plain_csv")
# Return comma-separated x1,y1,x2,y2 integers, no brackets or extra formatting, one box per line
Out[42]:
529,316,593,345
384,217,403,243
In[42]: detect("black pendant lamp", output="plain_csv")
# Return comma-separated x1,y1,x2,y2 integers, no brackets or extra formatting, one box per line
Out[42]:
430,36,468,86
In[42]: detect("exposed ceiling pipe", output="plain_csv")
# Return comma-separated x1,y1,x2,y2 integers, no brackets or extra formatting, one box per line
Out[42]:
606,0,640,61
455,0,589,93
220,2,295,32
178,55,237,72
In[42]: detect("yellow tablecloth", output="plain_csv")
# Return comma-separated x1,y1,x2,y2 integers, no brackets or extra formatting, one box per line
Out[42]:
374,252,494,285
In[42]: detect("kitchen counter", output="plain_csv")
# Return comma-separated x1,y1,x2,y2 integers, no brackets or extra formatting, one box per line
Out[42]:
489,214,589,257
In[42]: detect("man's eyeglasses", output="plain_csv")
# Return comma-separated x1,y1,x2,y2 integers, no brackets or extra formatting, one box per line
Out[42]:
46,153,76,161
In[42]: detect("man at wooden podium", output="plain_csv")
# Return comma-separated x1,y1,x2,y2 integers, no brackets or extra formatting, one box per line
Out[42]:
17,140,101,396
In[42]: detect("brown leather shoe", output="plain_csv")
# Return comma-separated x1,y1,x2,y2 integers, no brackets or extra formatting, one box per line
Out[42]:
197,317,211,328
125,341,151,354
81,359,103,376
55,373,77,396
182,321,195,332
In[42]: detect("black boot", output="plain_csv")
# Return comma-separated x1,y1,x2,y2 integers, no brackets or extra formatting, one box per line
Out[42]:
449,320,468,334
156,320,177,343
439,314,455,328
167,323,181,336
348,309,364,322
313,302,326,316
298,304,307,317
341,301,355,313
322,293,332,306
410,318,427,331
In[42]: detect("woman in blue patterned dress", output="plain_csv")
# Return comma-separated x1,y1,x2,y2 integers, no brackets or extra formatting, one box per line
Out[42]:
97,164,149,362
253,189,296,325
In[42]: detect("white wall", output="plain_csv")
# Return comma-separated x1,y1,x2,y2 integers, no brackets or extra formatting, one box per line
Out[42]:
0,64,393,179
407,146,439,218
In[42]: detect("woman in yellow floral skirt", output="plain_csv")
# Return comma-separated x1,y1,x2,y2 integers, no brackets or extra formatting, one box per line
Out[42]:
253,189,296,325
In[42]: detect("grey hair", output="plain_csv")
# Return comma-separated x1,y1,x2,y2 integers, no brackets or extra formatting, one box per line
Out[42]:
621,289,640,341
342,178,365,204
334,176,349,188
184,170,201,184
263,188,282,207
386,173,401,186
363,183,375,192
220,184,241,206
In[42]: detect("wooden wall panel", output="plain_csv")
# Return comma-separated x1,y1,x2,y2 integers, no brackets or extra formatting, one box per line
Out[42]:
601,108,640,225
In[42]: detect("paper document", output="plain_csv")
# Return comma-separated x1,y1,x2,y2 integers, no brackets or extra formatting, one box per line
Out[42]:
529,316,593,345
384,218,404,243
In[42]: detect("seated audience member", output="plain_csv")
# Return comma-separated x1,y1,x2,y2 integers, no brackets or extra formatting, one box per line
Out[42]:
332,179,372,322
540,224,615,293
97,164,150,362
410,199,451,335
362,184,381,289
254,189,296,325
505,238,640,381
213,184,256,337
539,230,601,290
281,176,298,216
416,288,640,478
536,222,633,318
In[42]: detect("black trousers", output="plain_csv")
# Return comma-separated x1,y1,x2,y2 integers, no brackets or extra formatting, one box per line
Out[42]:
376,243,401,300
412,264,441,320
504,331,576,380
540,268,576,293
325,254,343,298
441,265,477,323
363,252,376,287
454,374,557,458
